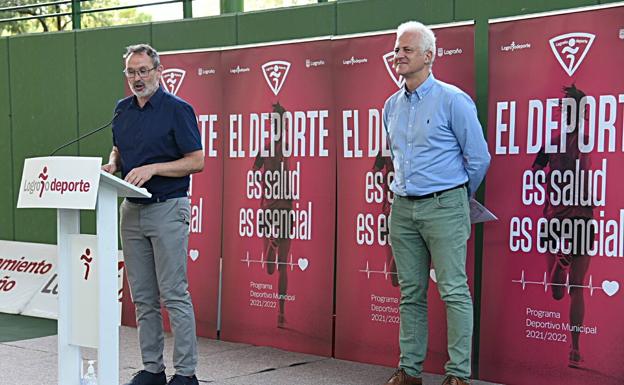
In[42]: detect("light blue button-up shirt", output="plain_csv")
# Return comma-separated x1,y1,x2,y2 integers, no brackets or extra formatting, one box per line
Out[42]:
383,74,490,197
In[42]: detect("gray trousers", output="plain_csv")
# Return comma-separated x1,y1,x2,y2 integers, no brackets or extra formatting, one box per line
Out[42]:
120,197,198,376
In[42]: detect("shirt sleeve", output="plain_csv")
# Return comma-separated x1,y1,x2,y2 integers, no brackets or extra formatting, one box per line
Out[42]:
173,101,203,155
112,101,123,147
450,92,491,196
382,98,395,161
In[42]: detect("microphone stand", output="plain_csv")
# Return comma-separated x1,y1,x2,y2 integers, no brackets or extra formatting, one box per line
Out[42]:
49,111,120,156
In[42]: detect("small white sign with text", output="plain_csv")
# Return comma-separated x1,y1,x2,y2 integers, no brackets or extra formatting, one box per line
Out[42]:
17,156,101,210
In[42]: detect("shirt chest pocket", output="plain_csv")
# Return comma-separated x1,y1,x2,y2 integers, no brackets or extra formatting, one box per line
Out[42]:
412,113,450,146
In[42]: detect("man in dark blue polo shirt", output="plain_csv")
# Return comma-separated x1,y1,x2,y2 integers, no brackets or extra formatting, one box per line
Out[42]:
102,44,203,385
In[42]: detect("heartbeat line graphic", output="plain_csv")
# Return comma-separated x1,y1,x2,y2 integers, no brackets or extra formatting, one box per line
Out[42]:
512,270,604,296
241,251,297,271
358,261,398,280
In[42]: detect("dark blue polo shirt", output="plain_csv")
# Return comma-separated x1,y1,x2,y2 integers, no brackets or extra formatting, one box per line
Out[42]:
112,86,202,204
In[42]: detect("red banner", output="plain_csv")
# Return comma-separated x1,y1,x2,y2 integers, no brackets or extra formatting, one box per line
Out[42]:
120,51,223,338
220,40,336,356
333,24,476,371
481,6,624,385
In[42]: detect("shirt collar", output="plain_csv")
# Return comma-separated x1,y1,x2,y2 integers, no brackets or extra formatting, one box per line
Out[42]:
403,73,435,101
131,85,164,110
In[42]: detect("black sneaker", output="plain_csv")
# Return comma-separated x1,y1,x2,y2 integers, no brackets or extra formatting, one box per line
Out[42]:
124,370,167,385
167,374,199,385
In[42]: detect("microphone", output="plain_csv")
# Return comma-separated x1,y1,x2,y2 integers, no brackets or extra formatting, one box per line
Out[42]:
49,110,121,156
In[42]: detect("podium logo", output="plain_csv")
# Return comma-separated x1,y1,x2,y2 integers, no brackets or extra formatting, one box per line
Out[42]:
23,166,91,198
549,32,595,77
383,51,404,89
38,166,49,197
262,60,291,96
80,248,93,281
160,69,186,96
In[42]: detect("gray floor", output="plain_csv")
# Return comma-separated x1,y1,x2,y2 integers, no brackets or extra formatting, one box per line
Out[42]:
0,326,502,385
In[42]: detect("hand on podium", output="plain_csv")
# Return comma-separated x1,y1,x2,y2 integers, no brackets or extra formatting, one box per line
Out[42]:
101,163,118,174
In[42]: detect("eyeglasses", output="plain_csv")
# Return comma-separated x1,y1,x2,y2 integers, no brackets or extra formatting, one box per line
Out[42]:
123,66,157,79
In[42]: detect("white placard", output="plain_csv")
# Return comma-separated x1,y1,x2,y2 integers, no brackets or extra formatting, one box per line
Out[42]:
0,240,57,314
17,156,101,209
21,272,60,319
21,250,125,321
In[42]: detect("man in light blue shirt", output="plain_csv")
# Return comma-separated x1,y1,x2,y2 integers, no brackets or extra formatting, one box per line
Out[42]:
382,21,490,385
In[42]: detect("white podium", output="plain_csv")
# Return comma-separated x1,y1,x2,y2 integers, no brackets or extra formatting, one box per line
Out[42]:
17,156,151,385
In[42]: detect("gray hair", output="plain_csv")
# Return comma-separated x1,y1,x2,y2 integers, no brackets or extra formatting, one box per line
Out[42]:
123,43,160,67
397,21,436,63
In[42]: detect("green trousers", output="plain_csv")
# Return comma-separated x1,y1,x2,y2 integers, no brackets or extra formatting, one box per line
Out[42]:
389,187,472,379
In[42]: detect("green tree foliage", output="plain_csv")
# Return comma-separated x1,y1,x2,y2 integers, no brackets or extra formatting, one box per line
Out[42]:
0,0,152,36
